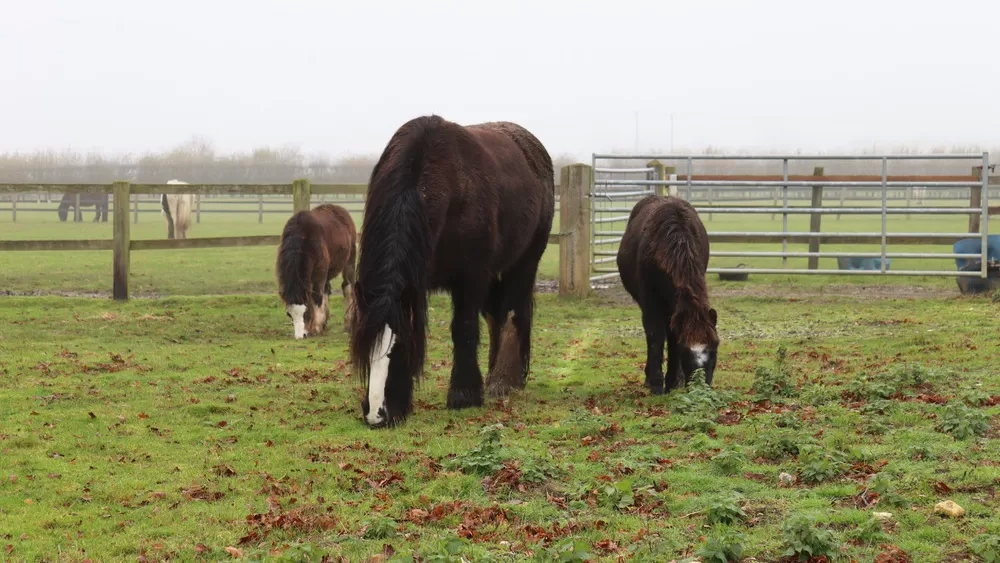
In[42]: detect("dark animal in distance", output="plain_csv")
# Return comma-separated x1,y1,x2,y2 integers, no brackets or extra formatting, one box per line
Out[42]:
57,193,108,222
616,195,719,393
276,203,358,340
349,114,556,428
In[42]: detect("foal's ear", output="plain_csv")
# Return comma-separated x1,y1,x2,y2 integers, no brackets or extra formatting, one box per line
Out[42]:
708,308,718,327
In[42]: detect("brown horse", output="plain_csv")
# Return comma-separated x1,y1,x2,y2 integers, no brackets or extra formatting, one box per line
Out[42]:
276,203,357,340
349,115,555,428
616,195,719,393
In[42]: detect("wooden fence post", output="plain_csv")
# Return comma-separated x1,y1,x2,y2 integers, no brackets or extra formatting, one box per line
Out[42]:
807,166,825,270
558,164,592,298
647,160,666,197
113,182,131,301
292,179,312,213
970,166,982,234
196,194,202,223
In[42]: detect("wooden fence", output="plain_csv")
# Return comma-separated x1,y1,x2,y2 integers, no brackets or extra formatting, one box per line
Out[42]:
2,163,998,301
0,171,584,300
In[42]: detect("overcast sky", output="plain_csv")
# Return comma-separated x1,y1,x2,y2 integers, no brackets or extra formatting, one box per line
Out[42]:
2,0,998,160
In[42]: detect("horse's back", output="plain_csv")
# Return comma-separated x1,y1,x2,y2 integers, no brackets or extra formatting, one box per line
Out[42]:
618,195,709,300
310,204,357,274
456,121,555,265
467,121,554,191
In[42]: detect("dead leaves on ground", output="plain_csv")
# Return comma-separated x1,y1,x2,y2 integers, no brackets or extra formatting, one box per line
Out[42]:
240,495,342,546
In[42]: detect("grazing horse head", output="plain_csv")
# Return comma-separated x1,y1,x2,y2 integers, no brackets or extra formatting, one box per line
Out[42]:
676,306,719,385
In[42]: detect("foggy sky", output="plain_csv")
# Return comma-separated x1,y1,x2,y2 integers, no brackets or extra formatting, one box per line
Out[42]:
3,0,998,161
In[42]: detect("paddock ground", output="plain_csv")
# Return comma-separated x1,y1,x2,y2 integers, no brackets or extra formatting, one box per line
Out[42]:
2,203,1000,562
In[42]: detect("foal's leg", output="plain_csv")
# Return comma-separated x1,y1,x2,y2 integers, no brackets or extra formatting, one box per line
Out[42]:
641,301,667,395
447,279,486,410
664,331,683,392
341,244,357,332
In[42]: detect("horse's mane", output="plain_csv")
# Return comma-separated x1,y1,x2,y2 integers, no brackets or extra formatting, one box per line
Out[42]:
349,115,438,385
276,210,321,306
646,198,716,345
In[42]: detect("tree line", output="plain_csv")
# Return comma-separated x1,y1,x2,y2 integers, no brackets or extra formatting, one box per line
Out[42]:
1,137,995,185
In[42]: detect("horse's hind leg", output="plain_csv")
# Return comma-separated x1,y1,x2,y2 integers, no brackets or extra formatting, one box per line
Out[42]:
485,254,542,399
447,279,486,410
481,277,504,372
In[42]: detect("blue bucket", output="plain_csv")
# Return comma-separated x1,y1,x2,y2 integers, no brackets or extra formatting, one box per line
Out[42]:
836,257,892,271
953,235,1000,271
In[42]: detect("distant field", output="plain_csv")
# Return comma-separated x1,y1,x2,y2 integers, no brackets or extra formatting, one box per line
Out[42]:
2,195,995,297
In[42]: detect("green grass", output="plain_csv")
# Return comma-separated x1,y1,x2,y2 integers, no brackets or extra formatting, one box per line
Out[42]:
2,287,1000,562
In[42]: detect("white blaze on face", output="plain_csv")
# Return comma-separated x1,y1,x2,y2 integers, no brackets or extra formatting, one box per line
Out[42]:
366,324,397,426
287,304,307,339
690,343,708,368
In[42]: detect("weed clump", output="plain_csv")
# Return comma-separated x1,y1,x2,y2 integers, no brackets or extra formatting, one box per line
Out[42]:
705,493,748,526
936,403,990,440
696,530,746,563
780,513,842,561
751,346,796,402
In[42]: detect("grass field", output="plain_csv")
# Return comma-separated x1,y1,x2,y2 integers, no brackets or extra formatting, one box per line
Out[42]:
2,197,1000,562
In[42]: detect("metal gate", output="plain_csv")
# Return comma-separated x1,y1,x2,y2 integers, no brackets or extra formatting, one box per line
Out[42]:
589,164,658,282
590,152,994,283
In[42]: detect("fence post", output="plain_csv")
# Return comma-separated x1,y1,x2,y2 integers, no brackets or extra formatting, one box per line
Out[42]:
113,181,131,301
647,160,666,197
74,193,82,222
970,166,982,234
292,179,312,213
132,192,139,224
558,164,592,298
196,194,202,223
807,166,825,270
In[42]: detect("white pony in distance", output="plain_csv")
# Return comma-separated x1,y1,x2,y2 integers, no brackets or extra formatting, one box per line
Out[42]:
161,180,195,239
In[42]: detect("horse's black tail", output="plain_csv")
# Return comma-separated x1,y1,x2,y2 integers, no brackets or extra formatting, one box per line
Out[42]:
160,195,175,239
276,211,322,306
349,118,436,386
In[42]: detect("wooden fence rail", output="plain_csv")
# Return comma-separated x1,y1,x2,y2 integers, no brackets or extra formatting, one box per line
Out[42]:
0,174,580,299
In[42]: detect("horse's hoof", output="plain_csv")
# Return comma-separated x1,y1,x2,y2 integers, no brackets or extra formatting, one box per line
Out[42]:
446,387,483,410
649,385,666,395
485,381,513,400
